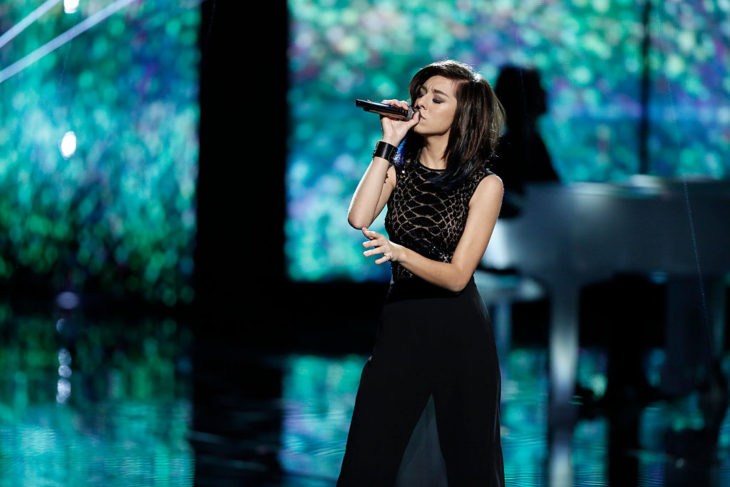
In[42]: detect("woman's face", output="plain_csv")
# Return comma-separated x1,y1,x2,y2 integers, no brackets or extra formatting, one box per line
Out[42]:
412,75,459,138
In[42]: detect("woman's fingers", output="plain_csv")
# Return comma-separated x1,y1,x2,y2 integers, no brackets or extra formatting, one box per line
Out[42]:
380,99,409,109
362,227,381,239
379,99,413,120
369,245,390,264
362,239,384,254
364,247,390,264
360,227,391,264
363,246,380,257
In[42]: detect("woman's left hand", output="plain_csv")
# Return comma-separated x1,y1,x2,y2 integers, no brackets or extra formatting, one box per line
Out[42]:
361,227,403,264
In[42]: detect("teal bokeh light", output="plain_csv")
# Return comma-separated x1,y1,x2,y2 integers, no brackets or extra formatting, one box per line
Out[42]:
0,0,200,304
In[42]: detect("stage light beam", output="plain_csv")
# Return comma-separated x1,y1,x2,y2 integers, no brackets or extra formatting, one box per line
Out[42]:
0,0,136,85
0,0,62,50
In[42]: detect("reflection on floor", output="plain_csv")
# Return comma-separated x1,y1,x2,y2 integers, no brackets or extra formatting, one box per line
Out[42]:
0,302,194,486
1,302,729,486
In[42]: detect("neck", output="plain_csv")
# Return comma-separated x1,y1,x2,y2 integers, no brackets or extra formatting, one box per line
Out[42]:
420,132,450,170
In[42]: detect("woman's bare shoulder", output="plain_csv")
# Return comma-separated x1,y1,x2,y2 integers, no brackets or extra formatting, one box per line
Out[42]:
470,172,504,206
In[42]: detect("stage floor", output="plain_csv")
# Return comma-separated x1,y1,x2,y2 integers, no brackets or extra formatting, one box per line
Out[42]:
1,304,729,486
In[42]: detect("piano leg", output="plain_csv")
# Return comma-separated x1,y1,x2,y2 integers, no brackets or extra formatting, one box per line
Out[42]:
546,276,581,487
662,277,724,396
548,277,580,428
708,277,727,359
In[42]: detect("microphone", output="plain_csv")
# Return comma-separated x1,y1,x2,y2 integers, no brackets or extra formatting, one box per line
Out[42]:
355,99,418,121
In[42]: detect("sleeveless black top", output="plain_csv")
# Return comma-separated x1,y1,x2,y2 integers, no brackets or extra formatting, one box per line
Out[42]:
385,157,495,283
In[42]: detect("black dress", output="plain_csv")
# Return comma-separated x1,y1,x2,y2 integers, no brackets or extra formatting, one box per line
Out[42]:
337,157,505,487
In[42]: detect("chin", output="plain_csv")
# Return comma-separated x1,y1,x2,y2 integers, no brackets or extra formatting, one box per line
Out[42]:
414,126,447,138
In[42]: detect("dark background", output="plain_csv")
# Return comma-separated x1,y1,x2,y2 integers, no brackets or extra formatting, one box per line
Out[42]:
196,0,389,354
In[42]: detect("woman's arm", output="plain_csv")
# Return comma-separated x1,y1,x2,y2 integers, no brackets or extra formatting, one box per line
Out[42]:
347,159,397,229
362,174,503,292
347,99,420,229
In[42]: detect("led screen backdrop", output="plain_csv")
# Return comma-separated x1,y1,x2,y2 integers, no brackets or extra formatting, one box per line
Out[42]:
648,1,730,177
0,0,200,305
286,0,730,282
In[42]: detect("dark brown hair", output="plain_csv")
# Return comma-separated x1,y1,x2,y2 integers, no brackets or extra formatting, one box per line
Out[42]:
400,60,505,189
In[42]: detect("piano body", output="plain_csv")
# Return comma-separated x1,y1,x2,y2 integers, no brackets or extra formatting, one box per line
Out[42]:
480,176,730,428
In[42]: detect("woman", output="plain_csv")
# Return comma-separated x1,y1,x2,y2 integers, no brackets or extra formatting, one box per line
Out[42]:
338,60,506,486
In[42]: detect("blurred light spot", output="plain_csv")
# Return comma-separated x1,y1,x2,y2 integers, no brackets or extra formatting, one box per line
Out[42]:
718,107,730,124
590,374,607,398
58,365,72,378
64,0,79,14
58,348,72,366
570,65,592,85
56,291,80,310
56,318,65,332
649,271,667,284
666,54,685,78
60,131,77,158
56,378,71,403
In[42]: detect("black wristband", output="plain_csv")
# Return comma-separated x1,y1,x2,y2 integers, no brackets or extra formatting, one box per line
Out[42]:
372,141,398,163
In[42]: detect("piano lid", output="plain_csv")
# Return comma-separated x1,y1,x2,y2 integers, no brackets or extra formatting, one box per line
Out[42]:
483,179,730,278
557,174,730,199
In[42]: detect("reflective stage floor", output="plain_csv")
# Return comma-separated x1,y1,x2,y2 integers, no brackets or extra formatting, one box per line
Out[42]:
1,301,729,486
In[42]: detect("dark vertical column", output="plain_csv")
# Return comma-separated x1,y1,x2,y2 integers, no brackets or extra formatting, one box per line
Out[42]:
192,2,289,484
196,0,288,340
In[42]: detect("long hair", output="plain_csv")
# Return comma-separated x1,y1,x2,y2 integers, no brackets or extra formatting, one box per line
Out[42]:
400,60,505,190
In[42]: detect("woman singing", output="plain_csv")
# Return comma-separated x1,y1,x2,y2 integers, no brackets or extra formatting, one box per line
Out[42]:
338,60,506,486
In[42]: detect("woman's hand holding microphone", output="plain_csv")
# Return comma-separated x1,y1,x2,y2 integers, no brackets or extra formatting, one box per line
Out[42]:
378,99,420,147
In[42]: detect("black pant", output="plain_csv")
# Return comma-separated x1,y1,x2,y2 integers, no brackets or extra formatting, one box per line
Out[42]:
337,278,504,486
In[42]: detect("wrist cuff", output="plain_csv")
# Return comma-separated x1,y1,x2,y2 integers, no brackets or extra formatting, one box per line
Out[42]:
373,141,398,163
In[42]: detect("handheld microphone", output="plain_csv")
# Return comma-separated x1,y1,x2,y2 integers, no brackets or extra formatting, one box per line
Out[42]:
355,99,417,121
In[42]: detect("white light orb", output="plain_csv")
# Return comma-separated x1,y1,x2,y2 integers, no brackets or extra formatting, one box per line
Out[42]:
64,0,79,14
60,131,76,158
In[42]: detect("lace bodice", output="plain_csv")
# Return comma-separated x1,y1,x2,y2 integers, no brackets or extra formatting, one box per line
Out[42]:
384,158,494,282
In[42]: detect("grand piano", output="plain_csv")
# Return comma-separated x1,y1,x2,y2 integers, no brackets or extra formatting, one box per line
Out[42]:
478,176,730,429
